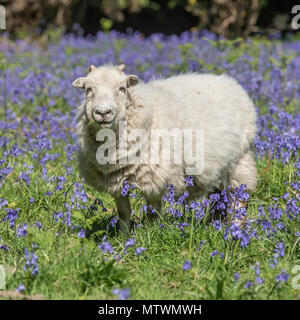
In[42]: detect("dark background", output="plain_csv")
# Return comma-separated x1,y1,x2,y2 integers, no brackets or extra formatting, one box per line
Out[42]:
0,0,299,38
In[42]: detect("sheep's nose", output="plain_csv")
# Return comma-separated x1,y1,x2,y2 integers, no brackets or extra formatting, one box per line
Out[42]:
93,108,113,122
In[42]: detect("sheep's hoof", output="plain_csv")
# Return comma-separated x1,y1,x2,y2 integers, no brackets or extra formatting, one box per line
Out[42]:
231,200,248,226
231,200,248,211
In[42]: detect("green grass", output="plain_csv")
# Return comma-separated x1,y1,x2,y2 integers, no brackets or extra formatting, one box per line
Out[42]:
0,140,299,299
0,33,299,300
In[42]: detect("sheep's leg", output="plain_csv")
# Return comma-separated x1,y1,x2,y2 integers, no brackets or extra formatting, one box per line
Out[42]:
229,151,257,193
146,199,161,222
229,151,257,224
115,196,132,235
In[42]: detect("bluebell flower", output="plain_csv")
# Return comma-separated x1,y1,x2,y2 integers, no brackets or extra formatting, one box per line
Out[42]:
183,260,192,270
77,229,85,239
112,288,130,300
17,224,28,238
124,238,135,253
244,281,253,289
274,242,285,257
256,277,265,284
177,222,189,236
121,181,131,197
212,220,222,231
35,221,42,229
275,270,290,285
135,247,146,255
23,248,39,276
16,284,25,293
234,273,240,282
3,208,20,228
98,238,114,254
210,250,218,257
0,198,8,209
0,244,9,251
185,175,193,186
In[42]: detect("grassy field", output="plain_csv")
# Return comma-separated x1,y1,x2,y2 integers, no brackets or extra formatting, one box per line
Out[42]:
0,30,299,300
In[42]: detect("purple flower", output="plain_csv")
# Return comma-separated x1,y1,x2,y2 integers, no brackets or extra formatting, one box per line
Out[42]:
124,238,135,252
135,247,146,255
77,229,85,239
121,181,134,197
3,208,20,228
256,277,265,284
275,270,290,285
98,238,114,254
251,262,261,276
212,220,222,231
108,216,118,229
185,175,193,187
23,248,39,276
18,171,30,186
16,284,25,293
0,244,9,251
17,224,28,238
244,281,253,289
210,250,218,257
183,260,192,270
234,273,240,282
35,221,42,229
274,242,285,257
177,192,189,206
162,184,175,205
268,203,282,221
112,288,130,300
0,198,8,209
177,222,189,236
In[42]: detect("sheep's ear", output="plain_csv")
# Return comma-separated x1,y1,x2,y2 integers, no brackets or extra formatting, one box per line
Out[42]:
88,64,96,73
126,75,139,88
72,77,86,89
118,64,125,72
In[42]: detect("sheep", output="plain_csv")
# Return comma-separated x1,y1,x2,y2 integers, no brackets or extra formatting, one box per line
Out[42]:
73,64,257,234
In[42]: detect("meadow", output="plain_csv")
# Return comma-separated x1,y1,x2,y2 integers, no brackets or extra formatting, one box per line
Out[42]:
0,28,299,300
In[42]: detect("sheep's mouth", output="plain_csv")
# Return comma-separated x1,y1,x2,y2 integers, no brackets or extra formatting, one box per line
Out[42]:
98,119,115,128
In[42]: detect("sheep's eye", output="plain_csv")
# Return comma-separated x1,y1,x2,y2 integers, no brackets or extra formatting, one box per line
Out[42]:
119,86,126,93
86,88,93,96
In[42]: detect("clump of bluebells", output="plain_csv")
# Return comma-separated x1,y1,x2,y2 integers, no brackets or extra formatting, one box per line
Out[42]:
23,247,39,276
0,28,299,299
121,180,136,197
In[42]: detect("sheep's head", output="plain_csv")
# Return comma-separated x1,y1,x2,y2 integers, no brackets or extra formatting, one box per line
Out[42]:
72,64,139,129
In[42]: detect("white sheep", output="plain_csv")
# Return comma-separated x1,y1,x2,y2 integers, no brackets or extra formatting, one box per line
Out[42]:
73,64,257,233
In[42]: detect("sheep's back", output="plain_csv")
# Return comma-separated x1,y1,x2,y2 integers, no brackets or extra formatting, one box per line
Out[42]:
133,73,257,189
